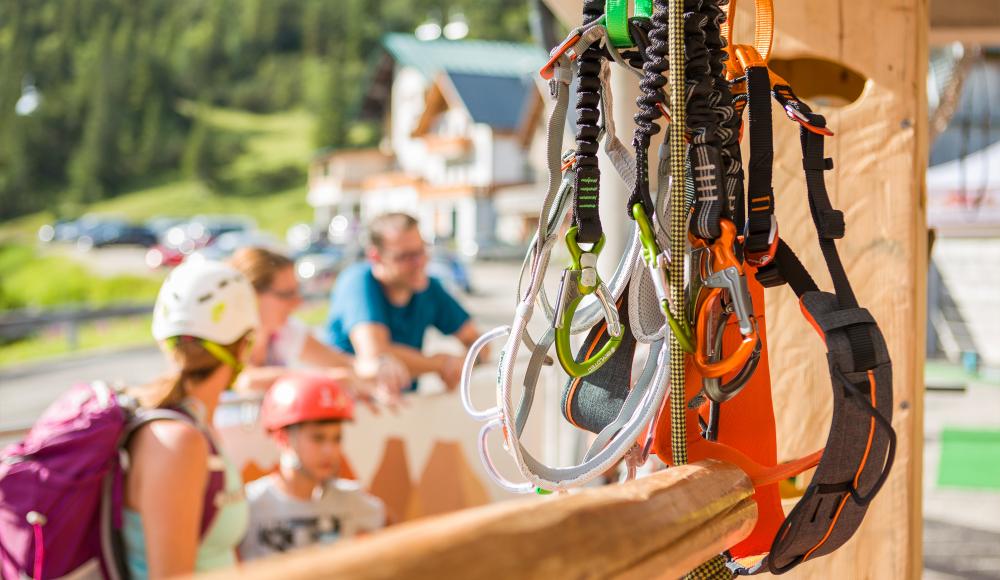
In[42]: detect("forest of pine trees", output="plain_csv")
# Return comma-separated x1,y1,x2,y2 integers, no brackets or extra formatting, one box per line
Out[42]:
0,0,533,220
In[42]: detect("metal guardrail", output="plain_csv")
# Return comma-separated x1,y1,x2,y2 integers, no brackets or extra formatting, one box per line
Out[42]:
0,303,153,346
0,389,452,444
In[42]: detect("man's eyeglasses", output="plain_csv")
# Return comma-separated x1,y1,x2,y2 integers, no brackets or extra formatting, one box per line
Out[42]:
383,246,428,265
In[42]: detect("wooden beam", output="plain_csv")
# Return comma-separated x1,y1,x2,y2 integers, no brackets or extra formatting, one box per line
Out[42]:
931,0,1000,29
929,28,1000,45
930,0,1000,44
203,461,756,579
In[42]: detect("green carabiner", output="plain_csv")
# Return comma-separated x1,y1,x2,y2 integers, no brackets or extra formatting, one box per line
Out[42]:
631,204,695,353
553,227,625,378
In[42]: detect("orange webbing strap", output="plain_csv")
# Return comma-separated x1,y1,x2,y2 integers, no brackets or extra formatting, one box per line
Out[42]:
653,274,822,558
720,0,774,66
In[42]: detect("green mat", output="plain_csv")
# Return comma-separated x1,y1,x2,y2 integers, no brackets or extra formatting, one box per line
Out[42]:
937,428,1000,490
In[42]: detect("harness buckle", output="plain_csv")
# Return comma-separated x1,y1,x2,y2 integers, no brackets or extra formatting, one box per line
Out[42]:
539,32,582,80
744,214,780,267
771,79,836,137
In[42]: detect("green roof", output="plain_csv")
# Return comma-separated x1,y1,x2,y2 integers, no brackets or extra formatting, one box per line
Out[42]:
382,33,547,79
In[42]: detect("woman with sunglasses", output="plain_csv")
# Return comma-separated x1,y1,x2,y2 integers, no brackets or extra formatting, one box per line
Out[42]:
228,247,410,406
123,260,257,576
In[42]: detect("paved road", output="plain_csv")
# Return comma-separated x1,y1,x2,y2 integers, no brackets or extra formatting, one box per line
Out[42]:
923,382,1000,580
43,244,152,277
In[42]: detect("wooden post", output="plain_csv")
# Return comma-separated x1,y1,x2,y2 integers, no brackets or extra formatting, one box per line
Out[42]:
205,461,757,580
736,1,928,577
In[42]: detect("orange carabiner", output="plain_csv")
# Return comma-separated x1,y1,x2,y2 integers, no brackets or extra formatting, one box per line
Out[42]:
539,33,582,80
690,220,759,379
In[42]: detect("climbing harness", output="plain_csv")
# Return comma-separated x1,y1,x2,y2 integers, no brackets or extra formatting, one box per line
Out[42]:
462,0,895,575
651,0,896,575
461,13,673,492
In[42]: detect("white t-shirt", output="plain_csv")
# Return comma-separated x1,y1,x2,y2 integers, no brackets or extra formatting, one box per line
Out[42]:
265,317,310,367
239,475,385,561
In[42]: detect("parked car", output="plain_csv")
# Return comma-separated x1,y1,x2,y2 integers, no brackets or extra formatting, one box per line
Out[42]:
163,215,256,254
37,219,76,243
295,250,346,298
37,215,119,244
145,216,188,243
144,243,186,269
76,221,157,251
428,246,473,294
191,230,283,262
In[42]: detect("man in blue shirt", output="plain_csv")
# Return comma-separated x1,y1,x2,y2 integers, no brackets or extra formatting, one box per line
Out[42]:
326,213,485,392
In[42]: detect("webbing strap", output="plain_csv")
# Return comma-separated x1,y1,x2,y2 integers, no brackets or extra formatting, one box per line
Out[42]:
798,115,877,372
720,0,775,65
607,0,653,48
740,294,895,575
743,65,775,256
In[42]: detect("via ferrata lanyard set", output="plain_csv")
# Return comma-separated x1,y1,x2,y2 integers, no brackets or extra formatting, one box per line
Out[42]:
462,0,896,575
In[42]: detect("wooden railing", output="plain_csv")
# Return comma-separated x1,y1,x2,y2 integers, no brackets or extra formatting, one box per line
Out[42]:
201,461,757,580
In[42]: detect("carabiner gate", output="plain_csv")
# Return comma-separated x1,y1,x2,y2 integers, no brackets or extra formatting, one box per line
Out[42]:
553,227,625,378
632,203,695,352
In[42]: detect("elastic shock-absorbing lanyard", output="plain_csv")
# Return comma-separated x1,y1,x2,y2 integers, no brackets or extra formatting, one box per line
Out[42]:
572,0,608,246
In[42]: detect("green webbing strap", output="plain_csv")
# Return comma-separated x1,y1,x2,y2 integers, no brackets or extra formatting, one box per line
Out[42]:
606,0,653,48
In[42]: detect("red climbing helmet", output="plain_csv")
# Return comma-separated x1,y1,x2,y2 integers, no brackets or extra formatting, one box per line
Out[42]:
260,374,354,431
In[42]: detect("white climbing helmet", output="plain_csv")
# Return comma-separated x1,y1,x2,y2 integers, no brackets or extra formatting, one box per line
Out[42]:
152,259,259,345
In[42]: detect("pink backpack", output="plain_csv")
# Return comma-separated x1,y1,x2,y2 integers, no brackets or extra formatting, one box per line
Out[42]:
0,382,225,579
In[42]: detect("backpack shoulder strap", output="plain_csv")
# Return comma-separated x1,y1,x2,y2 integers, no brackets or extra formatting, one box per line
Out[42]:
122,407,226,539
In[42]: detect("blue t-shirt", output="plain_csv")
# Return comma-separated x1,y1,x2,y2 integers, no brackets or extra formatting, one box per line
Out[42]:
326,263,470,389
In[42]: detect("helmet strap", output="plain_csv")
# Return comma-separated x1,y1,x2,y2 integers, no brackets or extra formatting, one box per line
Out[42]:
280,434,329,498
200,339,243,373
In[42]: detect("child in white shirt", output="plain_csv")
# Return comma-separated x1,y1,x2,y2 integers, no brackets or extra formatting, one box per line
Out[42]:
239,374,384,560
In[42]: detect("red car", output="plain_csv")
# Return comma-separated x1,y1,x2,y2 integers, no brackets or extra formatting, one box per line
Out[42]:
144,244,185,269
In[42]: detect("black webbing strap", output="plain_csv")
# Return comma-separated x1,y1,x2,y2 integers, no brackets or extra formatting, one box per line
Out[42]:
756,109,876,372
798,114,876,372
743,65,775,256
760,293,895,575
572,0,606,245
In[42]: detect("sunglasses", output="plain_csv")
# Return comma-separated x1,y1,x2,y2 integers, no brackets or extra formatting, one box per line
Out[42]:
267,286,301,301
